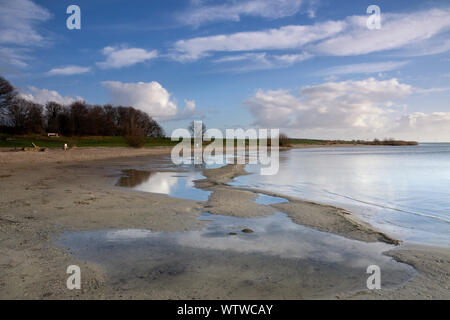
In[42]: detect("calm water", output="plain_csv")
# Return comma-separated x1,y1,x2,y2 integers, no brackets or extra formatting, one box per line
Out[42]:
232,144,450,247
57,212,414,297
116,168,211,201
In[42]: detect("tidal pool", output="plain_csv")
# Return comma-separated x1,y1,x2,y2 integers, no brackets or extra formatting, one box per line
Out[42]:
57,212,415,299
116,169,211,201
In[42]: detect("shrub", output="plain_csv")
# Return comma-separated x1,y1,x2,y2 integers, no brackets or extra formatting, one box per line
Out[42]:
66,138,78,148
125,135,146,148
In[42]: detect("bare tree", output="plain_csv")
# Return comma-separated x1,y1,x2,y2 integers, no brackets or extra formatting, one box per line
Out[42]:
0,75,166,138
188,121,206,139
102,104,117,136
69,101,89,135
0,76,17,123
45,101,63,133
25,102,44,133
147,118,165,137
7,98,44,134
7,98,28,132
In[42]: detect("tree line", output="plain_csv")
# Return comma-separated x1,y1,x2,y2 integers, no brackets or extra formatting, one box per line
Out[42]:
0,76,164,138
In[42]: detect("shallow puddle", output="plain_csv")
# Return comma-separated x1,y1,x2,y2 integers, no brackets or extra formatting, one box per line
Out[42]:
116,169,211,201
57,212,415,299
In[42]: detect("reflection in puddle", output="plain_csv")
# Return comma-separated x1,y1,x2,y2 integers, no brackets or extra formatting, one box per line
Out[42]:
116,169,210,201
255,194,289,205
57,213,414,298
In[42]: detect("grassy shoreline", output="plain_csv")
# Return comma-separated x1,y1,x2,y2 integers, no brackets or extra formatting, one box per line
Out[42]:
0,134,177,148
0,133,418,149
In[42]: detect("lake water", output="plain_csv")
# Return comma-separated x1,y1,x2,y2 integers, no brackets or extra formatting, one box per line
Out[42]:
231,144,450,247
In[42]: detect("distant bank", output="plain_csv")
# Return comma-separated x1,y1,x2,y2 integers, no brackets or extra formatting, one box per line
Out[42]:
0,133,418,149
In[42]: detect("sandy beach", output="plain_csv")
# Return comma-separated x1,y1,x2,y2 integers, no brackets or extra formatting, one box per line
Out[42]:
0,147,449,299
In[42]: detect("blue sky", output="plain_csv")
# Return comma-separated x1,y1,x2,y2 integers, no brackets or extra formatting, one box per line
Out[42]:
1,0,450,141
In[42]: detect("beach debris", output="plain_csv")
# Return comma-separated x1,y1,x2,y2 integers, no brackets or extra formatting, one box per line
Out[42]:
21,142,47,152
242,228,254,233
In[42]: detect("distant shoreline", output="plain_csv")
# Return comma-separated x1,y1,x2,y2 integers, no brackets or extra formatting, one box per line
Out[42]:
0,133,418,150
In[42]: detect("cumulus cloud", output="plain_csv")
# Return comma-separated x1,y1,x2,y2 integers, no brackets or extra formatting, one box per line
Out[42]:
101,81,197,121
179,0,313,26
19,86,83,105
245,78,403,137
97,46,158,69
245,77,450,141
246,78,412,129
172,7,450,63
47,65,91,76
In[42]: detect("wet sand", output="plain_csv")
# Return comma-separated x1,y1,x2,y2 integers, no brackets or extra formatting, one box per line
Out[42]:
0,147,449,299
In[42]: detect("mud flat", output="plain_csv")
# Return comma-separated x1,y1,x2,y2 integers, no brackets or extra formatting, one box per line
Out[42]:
0,148,448,299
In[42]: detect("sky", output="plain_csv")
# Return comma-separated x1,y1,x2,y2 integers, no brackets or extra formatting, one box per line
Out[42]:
0,0,450,142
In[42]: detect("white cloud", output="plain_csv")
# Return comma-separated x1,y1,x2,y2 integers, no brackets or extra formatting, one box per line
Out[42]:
96,46,158,69
184,99,196,112
395,38,450,57
179,0,311,26
101,81,197,121
245,77,450,141
0,0,51,68
47,65,91,76
19,86,83,105
244,78,413,137
172,7,450,63
0,0,51,46
172,20,345,61
214,52,311,72
318,61,409,76
273,52,312,64
313,8,450,56
0,47,29,68
415,87,450,95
